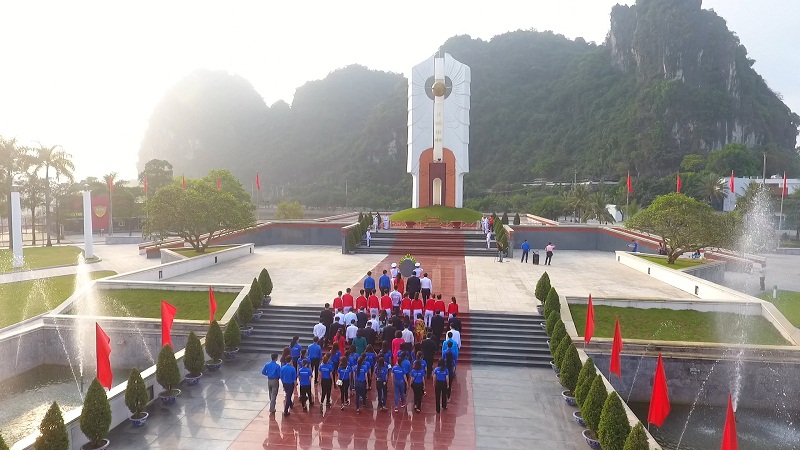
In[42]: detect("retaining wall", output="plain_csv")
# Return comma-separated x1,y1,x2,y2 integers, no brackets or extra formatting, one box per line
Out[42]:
110,243,254,282
216,221,346,247
509,225,657,253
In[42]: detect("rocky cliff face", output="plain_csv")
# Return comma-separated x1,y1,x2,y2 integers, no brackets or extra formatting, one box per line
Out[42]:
607,0,798,152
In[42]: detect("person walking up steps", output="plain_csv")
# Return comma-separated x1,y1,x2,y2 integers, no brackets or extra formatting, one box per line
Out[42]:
319,354,334,407
424,295,435,328
354,355,369,413
545,242,555,265
308,337,322,383
410,360,426,413
337,359,351,410
280,355,296,417
375,358,389,411
433,359,450,413
261,353,281,413
298,359,313,411
391,356,408,412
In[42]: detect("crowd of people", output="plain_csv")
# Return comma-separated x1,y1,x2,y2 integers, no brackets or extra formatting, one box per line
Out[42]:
262,264,464,417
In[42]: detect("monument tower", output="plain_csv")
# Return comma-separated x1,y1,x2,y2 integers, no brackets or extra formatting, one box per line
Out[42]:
407,52,470,208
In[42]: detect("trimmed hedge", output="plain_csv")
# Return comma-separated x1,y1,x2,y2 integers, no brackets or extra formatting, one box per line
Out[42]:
80,378,112,448
535,272,551,302
554,334,572,370
125,368,149,417
238,296,254,326
34,402,68,450
513,213,521,225
581,374,608,433
225,319,241,350
258,268,273,296
598,392,632,450
574,357,597,407
550,320,566,355
501,212,509,224
560,344,582,392
156,345,181,393
622,422,649,450
544,287,560,318
545,310,560,336
249,279,263,306
205,320,224,361
183,331,204,377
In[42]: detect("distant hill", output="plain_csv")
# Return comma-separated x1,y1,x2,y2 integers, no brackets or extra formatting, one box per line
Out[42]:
137,0,799,209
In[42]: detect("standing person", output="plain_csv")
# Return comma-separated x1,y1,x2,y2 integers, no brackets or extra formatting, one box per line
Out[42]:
411,293,424,321
401,293,412,319
333,308,345,326
369,290,381,318
758,262,767,291
391,356,408,412
261,353,282,413
413,262,423,278
366,228,371,247
382,321,398,346
383,213,390,230
313,320,327,351
353,329,367,355
424,295,436,328
374,212,380,232
356,307,369,329
290,336,302,369
343,309,357,332
401,322,415,345
346,320,359,343
353,356,369,413
419,273,433,301
392,330,404,364
410,360,426,413
298,359,314,411
318,354,334,407
407,272,421,300
320,303,334,327
413,313,426,343
448,327,462,349
379,270,392,295
363,321,378,346
280,355,296,416
333,329,346,356
356,290,368,312
486,231,494,249
447,297,459,320
544,242,555,265
364,271,376,296
430,312,445,345
628,239,638,253
497,239,505,262
521,239,530,263
332,292,343,313
308,337,323,383
421,333,437,379
337,359,351,410
380,291,392,319
390,285,402,316
342,288,354,313
390,262,398,279
434,294,446,317
375,358,389,411
433,360,450,413
394,274,405,301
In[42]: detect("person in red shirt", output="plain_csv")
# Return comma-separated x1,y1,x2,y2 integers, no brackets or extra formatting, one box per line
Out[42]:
332,291,343,312
391,331,404,365
333,329,346,356
447,296,459,319
434,294,446,317
380,293,392,318
401,294,412,319
369,292,381,317
356,289,368,311
424,296,436,328
342,288,354,313
411,294,424,322
395,274,404,297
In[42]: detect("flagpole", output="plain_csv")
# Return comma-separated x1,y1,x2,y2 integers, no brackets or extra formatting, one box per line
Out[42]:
779,172,786,232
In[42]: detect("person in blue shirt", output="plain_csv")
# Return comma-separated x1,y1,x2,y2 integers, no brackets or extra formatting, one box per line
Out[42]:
307,337,323,383
443,342,457,396
353,356,369,413
433,360,450,413
289,336,302,369
378,270,391,295
521,239,531,263
374,358,389,411
410,360,426,413
280,355,297,416
401,353,412,386
391,359,407,412
337,359,351,410
442,333,460,360
330,349,341,381
347,350,358,393
261,353,282,413
298,359,314,411
318,354,334,408
363,271,376,296
364,345,377,390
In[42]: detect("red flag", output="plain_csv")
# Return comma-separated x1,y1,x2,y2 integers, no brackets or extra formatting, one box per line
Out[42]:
216,177,221,190
96,323,113,390
209,286,217,322
584,294,594,344
676,172,682,194
721,394,738,450
729,170,735,193
256,172,261,191
610,316,623,379
143,176,148,195
783,172,788,197
182,175,187,190
161,301,178,348
626,172,633,194
648,353,671,427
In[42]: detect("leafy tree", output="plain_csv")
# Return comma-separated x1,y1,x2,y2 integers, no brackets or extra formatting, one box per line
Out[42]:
565,185,591,222
202,169,251,203
145,173,255,252
205,320,224,362
275,200,304,219
183,331,204,377
626,193,734,263
582,193,616,224
138,159,174,195
156,345,181,394
34,401,69,450
680,154,705,172
32,144,74,246
80,378,112,449
622,423,650,450
574,357,597,407
620,199,640,221
783,191,800,241
535,272,551,303
258,268,273,296
706,143,760,176
598,392,632,450
21,172,46,245
581,374,609,433
560,344,582,392
224,319,241,351
695,172,726,206
125,368,149,418
102,172,117,235
0,137,34,249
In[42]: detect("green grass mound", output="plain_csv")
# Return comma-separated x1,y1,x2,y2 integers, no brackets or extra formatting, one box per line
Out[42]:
389,206,482,222
0,271,116,328
172,245,237,257
636,254,704,269
0,246,98,273
569,304,790,346
70,289,238,321
759,290,800,327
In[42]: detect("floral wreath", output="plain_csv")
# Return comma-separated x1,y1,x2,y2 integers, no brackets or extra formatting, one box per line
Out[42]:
398,254,417,266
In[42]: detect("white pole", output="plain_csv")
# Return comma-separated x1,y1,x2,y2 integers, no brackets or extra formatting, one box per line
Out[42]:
83,187,94,259
11,186,23,268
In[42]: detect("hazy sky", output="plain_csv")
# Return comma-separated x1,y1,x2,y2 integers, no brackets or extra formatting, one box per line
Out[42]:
1,1,797,181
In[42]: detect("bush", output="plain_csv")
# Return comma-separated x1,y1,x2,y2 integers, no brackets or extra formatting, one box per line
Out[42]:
0,434,8,450
80,378,112,448
560,344,582,392
225,319,242,350
513,212,521,225
545,310,560,336
275,200,304,219
574,357,597,407
544,286,561,318
581,374,609,433
246,293,259,312
501,212,509,224
183,331,204,377
34,402,68,450
598,392,632,450
156,345,181,393
258,268,273,296
238,295,254,326
125,368,149,418
347,231,358,250
550,320,566,354
553,334,572,370
205,320,224,361
249,278,263,305
622,422,649,450
535,272,551,302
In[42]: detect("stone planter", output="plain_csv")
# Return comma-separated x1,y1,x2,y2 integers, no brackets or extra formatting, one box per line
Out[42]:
184,373,203,385
582,429,601,449
562,390,577,407
261,296,272,306
129,412,149,427
224,348,240,360
573,411,586,427
252,310,263,320
205,359,223,371
240,326,253,338
159,389,181,405
540,322,546,330
81,439,110,450
550,360,559,376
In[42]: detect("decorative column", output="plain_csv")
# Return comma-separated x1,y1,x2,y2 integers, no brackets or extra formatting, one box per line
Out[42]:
83,185,94,259
10,186,23,268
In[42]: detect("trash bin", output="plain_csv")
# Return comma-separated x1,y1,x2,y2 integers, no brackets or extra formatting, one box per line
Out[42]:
532,251,540,265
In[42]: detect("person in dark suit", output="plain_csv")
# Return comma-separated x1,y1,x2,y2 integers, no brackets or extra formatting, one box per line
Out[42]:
421,333,437,379
448,314,462,332
320,303,334,345
362,323,377,346
356,308,369,329
406,273,421,300
430,313,445,345
382,322,397,344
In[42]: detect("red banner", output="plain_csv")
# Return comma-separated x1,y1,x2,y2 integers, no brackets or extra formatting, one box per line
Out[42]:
610,316,623,379
161,301,178,348
584,294,594,345
648,353,671,427
209,286,217,323
96,323,113,389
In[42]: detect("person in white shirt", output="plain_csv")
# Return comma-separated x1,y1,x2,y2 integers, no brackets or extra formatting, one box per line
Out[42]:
419,274,433,301
401,324,414,345
389,287,401,317
366,229,371,247
448,328,462,349
343,310,357,329
383,214,390,230
333,309,345,325
370,316,380,333
313,319,327,342
390,263,398,279
486,232,494,249
413,262,423,277
346,320,359,342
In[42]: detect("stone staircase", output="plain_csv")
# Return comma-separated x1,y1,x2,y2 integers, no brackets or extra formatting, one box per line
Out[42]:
354,229,496,257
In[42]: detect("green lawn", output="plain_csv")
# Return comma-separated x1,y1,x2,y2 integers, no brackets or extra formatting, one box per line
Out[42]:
779,240,800,248
636,254,704,269
569,304,790,346
0,246,98,273
759,290,800,327
172,246,236,257
389,206,483,222
72,289,239,321
0,271,116,328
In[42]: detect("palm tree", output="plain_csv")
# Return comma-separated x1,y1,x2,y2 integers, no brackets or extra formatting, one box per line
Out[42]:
103,173,117,235
0,138,33,248
696,172,726,207
582,193,616,224
33,145,75,246
22,172,46,245
566,185,591,222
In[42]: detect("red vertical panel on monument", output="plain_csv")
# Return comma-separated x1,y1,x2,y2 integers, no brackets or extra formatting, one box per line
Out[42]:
91,196,110,231
429,162,447,206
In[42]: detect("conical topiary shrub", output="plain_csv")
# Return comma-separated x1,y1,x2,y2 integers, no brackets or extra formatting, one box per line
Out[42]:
560,344,582,392
245,292,258,311
80,378,112,449
574,357,597,407
598,392,632,450
622,422,649,450
554,334,572,370
249,279,263,306
156,345,181,395
535,272,551,303
238,296,253,326
35,401,69,450
581,374,609,434
545,310,560,336
513,212,521,225
544,286,561,318
0,433,8,450
550,321,566,354
225,319,241,351
501,212,509,224
125,368,149,419
183,331,204,377
205,320,224,362
258,268,273,296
